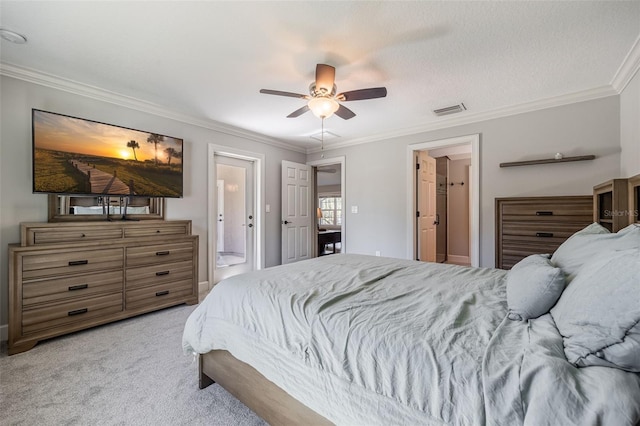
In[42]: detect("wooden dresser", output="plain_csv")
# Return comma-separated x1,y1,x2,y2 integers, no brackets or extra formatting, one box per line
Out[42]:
495,196,593,269
8,220,198,355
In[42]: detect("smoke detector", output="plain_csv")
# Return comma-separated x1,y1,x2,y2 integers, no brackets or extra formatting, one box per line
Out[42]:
433,103,466,116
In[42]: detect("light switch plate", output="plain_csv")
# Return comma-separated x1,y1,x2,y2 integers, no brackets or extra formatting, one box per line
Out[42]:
351,206,358,214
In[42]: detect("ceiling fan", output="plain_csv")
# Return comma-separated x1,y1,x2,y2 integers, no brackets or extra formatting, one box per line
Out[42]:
260,64,387,120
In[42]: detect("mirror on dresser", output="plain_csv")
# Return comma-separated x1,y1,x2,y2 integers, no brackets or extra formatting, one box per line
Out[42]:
48,194,165,222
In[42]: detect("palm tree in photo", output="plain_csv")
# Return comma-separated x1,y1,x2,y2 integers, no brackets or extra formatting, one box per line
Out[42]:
147,133,163,165
126,140,140,161
164,147,178,166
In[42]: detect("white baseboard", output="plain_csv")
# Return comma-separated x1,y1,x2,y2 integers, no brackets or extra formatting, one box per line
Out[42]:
0,282,211,343
447,255,471,265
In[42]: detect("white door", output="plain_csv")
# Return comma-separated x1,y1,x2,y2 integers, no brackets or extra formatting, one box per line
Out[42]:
281,160,313,264
418,151,437,262
214,155,255,282
216,179,224,253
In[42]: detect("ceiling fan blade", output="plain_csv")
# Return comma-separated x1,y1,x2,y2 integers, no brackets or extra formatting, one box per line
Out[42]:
260,89,308,99
337,87,387,101
334,104,356,120
287,105,310,118
315,64,336,94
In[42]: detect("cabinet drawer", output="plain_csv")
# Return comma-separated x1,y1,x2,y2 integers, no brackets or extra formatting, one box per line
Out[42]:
30,228,123,245
125,281,194,310
22,293,123,335
23,271,123,307
501,222,590,239
126,261,193,289
502,239,562,257
126,242,193,267
124,224,189,238
21,248,124,280
500,201,593,218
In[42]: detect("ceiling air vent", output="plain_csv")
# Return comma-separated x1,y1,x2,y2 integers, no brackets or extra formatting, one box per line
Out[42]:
433,103,466,116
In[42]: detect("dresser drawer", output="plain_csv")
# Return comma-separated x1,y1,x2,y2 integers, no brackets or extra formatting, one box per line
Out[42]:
22,293,123,335
124,223,190,238
500,200,593,218
495,196,593,269
126,261,193,289
22,271,123,307
501,221,589,239
21,248,124,280
126,242,194,267
125,281,194,310
29,227,123,246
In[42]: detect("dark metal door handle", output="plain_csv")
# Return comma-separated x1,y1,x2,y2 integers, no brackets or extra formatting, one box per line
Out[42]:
283,220,290,225
248,224,253,228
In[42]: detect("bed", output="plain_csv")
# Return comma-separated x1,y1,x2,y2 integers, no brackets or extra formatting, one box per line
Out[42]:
183,225,640,425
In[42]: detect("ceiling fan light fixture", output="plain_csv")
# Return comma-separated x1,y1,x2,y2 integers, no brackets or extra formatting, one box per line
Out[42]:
308,97,339,119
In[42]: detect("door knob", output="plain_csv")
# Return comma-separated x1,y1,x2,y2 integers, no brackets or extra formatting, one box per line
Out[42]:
283,220,290,225
248,224,253,228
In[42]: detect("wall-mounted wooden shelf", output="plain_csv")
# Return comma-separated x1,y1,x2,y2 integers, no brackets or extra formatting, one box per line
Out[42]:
500,155,595,168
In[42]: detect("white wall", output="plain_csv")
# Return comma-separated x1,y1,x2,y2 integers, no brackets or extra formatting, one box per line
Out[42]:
620,69,640,176
308,96,622,267
0,75,306,328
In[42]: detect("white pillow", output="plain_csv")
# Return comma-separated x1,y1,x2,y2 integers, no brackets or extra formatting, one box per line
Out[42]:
550,248,640,372
551,223,639,283
506,254,565,321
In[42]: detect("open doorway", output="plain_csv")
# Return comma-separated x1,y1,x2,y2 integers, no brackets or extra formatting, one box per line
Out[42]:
208,145,264,287
417,146,472,265
308,156,346,257
407,135,480,267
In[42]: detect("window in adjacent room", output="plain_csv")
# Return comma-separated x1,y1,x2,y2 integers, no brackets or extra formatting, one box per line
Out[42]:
319,196,342,226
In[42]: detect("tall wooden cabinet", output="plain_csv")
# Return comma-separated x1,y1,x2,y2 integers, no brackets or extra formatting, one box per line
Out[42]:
495,196,593,269
592,179,629,232
8,220,198,355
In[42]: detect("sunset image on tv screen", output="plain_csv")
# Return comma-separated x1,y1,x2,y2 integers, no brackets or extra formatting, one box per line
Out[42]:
32,110,183,197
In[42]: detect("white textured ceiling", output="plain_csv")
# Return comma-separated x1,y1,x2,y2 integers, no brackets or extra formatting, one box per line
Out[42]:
1,1,639,152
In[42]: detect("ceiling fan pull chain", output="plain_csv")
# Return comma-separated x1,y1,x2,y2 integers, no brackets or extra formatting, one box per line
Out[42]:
321,117,325,158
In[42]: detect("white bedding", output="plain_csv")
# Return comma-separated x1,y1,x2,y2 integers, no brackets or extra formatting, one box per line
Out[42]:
182,254,640,425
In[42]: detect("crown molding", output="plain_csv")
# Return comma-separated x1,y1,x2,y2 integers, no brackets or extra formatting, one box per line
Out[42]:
0,62,307,154
307,84,618,154
0,62,624,157
611,35,640,93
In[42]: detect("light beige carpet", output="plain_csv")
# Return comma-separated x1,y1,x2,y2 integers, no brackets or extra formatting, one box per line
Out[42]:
0,305,266,426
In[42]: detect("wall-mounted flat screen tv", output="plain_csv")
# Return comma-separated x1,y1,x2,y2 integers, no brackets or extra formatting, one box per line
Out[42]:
32,109,183,198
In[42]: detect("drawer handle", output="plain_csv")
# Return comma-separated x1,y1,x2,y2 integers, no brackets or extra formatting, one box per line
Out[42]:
68,260,88,266
535,211,553,216
68,284,88,291
536,232,554,238
68,308,88,316
156,290,169,297
156,271,170,276
156,230,161,233
156,251,170,256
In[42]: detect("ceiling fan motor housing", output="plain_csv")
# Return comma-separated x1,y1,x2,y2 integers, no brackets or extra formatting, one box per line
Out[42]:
309,83,337,98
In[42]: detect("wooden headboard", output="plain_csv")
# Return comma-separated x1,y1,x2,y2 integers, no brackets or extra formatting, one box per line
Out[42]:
629,173,640,224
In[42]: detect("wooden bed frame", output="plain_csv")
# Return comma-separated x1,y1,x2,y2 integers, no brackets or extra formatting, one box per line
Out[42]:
196,174,640,426
199,350,332,425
